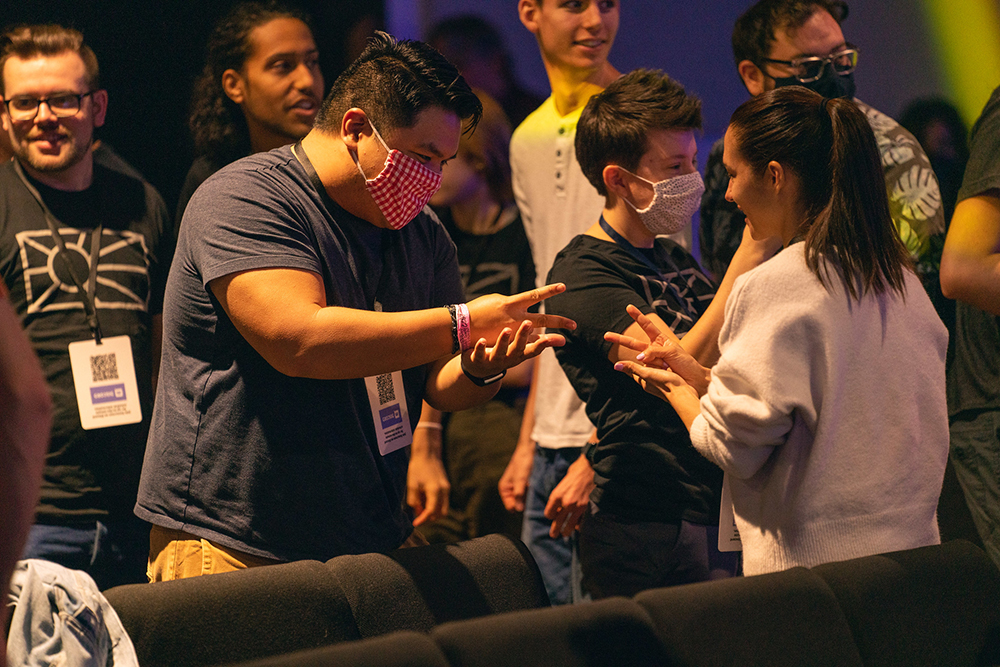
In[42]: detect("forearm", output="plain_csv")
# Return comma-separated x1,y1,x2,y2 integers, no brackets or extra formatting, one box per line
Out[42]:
681,232,777,365
287,305,455,379
940,196,1000,313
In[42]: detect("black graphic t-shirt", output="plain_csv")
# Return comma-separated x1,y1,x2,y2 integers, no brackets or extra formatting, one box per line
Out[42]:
545,234,721,524
0,161,171,522
436,207,535,300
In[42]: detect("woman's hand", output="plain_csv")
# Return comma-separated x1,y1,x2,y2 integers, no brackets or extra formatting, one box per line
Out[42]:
605,305,711,395
612,359,702,430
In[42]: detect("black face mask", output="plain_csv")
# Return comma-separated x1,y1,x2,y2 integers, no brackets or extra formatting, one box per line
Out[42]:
772,64,856,100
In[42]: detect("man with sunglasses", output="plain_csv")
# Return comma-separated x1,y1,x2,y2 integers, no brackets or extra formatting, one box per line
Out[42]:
0,24,171,589
699,0,945,294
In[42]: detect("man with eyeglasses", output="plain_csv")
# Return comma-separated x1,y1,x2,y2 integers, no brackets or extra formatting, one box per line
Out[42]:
0,24,171,589
699,0,945,294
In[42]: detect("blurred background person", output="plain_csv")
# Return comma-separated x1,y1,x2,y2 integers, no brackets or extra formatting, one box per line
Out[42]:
426,15,543,128
412,91,535,544
177,0,324,227
899,96,970,226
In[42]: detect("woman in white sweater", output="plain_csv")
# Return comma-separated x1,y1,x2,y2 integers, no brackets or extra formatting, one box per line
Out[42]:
608,87,949,576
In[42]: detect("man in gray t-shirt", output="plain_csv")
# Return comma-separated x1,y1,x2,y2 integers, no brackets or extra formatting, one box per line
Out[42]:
136,33,574,579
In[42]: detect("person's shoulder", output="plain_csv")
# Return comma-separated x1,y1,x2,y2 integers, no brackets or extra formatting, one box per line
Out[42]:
855,99,918,145
548,234,618,281
201,146,300,194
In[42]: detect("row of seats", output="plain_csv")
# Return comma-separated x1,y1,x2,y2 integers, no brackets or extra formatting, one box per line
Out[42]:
103,537,1000,667
104,534,549,667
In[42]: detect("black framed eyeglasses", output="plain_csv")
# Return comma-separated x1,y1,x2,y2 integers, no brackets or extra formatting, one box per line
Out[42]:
2,91,95,121
760,46,859,83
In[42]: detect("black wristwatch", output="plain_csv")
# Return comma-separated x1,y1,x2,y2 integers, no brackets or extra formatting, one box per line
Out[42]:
461,362,506,387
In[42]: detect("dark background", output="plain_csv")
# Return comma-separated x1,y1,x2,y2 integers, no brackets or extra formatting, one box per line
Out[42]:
3,0,386,212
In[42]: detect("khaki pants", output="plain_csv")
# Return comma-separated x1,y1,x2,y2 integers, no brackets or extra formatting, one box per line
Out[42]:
147,525,280,582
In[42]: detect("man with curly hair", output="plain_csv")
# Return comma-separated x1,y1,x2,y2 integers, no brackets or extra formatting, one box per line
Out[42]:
176,1,324,228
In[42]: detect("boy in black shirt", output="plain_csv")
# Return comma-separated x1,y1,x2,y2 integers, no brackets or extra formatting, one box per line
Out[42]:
545,69,772,598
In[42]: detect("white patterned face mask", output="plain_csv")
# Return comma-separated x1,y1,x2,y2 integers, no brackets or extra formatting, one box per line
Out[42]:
621,169,705,235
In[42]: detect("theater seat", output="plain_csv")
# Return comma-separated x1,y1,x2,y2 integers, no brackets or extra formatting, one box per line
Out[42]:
104,559,358,667
811,539,1000,667
326,533,549,637
634,566,864,667
431,597,669,667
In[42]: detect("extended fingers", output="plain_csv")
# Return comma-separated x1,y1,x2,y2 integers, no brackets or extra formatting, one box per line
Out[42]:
519,282,566,304
626,304,665,343
604,331,647,352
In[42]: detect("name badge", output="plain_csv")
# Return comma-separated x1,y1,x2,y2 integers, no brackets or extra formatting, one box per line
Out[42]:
364,370,413,456
717,473,743,552
68,335,142,430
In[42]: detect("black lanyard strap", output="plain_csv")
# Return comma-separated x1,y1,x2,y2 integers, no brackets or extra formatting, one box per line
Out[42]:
13,161,104,343
598,215,698,321
291,141,396,312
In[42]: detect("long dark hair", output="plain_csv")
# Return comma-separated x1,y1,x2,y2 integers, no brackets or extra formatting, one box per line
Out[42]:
189,1,311,163
728,86,911,301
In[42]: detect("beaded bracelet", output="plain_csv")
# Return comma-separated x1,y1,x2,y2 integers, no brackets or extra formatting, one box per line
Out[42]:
446,304,460,354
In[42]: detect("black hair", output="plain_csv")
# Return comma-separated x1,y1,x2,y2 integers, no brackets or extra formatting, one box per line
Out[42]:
188,1,313,162
728,86,911,301
732,0,849,68
576,68,702,197
314,31,481,136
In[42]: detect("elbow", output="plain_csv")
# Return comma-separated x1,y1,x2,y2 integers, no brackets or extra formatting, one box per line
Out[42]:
938,256,959,300
938,254,969,302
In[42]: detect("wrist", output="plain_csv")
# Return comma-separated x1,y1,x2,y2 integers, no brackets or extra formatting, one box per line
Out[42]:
460,358,506,386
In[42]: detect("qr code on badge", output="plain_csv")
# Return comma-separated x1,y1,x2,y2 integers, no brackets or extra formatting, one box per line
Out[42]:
90,353,119,382
376,373,395,405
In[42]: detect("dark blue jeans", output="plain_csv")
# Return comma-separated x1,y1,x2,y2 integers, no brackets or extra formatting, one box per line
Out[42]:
23,518,149,590
521,445,584,606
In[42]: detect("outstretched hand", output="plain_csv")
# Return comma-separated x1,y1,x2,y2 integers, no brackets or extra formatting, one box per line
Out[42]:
461,318,566,379
467,283,576,343
605,305,711,396
612,358,702,430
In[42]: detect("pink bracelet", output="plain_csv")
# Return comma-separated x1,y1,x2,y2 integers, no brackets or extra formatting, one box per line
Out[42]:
456,303,472,351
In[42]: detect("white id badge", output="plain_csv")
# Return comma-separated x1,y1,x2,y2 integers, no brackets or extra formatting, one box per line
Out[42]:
68,335,142,430
718,473,743,552
364,370,413,456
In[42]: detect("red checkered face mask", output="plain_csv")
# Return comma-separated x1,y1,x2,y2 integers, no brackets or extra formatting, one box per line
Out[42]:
352,119,443,230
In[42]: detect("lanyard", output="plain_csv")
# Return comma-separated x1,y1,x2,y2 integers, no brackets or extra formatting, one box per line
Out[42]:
290,141,395,312
14,161,104,343
598,215,699,321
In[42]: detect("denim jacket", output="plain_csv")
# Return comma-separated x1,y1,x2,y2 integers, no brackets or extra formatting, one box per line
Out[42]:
6,559,138,667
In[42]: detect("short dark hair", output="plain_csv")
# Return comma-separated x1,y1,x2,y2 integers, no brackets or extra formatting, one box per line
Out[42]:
0,24,99,95
315,31,481,137
189,1,313,162
576,68,702,197
732,0,849,68
728,86,910,301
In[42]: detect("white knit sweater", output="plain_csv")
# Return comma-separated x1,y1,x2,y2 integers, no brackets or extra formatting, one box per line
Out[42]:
690,244,949,575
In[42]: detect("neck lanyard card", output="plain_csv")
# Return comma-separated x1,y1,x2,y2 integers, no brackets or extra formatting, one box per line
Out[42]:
13,161,142,429
718,473,743,552
364,302,413,457
68,336,142,429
